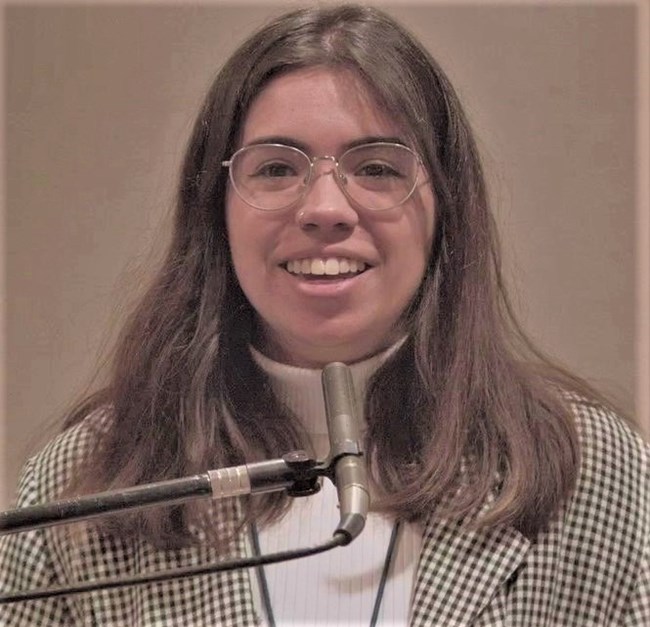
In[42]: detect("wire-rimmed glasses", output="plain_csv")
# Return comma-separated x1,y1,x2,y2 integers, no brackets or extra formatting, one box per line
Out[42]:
222,142,421,211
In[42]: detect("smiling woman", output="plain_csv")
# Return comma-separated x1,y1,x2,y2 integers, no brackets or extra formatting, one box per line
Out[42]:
1,4,648,627
226,67,435,367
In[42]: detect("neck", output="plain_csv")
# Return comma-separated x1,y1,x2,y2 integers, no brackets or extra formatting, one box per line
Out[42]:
250,338,406,451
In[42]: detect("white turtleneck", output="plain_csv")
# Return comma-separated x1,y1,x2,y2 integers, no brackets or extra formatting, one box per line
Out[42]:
249,345,423,626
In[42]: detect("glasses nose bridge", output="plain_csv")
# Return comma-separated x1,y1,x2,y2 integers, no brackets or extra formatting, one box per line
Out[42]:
309,154,338,171
307,154,344,187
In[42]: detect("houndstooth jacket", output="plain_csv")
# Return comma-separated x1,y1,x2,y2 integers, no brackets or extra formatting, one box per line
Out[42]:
1,400,648,626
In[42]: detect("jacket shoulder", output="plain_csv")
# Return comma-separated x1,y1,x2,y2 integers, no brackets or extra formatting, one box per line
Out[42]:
569,399,648,504
18,408,112,506
558,400,648,618
486,401,650,625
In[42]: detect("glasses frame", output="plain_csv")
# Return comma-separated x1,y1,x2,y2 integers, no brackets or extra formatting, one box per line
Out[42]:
221,141,422,212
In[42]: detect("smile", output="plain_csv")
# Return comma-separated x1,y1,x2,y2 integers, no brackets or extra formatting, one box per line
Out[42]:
284,257,369,277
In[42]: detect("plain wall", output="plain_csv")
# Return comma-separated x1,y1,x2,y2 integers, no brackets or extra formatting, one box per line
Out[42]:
2,2,644,507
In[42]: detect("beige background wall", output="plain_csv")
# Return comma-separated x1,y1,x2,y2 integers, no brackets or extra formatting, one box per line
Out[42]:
2,2,645,508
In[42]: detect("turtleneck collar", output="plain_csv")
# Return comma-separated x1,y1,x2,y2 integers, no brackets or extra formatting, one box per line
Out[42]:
249,340,406,437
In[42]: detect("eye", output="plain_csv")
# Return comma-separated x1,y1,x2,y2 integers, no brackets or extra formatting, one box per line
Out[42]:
252,161,299,178
354,161,404,179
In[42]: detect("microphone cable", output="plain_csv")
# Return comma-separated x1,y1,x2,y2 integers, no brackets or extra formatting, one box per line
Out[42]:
0,531,348,604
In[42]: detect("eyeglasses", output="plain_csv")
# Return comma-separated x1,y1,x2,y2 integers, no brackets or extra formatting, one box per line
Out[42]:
222,142,421,211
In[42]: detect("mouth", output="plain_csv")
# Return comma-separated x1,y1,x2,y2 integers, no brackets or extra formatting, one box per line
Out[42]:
282,257,371,279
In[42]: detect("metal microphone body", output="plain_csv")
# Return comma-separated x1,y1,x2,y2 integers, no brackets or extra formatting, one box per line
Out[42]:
322,362,370,543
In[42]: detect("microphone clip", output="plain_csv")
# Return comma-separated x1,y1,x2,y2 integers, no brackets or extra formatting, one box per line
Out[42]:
282,450,323,497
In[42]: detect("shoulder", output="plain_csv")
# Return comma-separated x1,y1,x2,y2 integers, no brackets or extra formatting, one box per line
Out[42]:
501,400,649,623
568,398,648,504
560,398,648,570
16,408,113,506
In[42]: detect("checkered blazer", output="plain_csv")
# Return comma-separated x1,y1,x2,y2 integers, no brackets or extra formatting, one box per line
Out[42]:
1,401,648,626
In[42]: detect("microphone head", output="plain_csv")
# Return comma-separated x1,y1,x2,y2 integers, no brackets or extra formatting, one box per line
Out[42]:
321,362,370,542
322,362,361,449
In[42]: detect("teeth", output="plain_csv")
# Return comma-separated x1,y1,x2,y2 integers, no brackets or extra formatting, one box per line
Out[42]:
285,257,368,276
324,259,339,275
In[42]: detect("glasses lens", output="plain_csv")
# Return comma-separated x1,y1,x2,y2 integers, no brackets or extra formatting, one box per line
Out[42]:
339,143,419,210
230,144,310,210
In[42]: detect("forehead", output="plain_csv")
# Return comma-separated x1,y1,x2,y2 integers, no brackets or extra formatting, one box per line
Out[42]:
239,67,408,150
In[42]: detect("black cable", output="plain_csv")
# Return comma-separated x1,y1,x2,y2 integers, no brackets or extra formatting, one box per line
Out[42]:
0,532,348,605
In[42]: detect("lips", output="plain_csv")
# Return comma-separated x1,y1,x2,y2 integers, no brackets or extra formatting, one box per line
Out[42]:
284,257,369,276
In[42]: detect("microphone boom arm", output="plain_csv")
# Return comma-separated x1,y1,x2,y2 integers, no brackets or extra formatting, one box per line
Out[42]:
0,452,326,536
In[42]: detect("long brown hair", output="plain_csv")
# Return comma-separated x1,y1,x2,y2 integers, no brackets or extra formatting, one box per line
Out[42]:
64,5,589,546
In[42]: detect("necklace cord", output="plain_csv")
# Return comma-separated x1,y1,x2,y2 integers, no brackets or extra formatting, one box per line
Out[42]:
251,522,276,627
370,520,402,626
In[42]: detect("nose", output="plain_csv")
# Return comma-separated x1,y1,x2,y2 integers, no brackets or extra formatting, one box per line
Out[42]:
295,163,359,234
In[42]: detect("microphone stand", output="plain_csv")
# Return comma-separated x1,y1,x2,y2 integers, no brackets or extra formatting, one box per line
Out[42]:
0,451,328,537
0,363,369,605
0,451,347,605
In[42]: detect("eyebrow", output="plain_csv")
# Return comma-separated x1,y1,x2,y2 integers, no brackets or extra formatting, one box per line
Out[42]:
244,135,409,153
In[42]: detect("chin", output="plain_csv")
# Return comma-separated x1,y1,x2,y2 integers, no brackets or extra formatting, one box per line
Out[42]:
258,312,404,366
305,331,399,366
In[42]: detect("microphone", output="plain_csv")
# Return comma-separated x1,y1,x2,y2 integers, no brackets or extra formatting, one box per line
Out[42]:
322,362,370,544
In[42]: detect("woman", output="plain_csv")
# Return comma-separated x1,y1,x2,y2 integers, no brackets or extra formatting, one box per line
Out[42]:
1,4,648,625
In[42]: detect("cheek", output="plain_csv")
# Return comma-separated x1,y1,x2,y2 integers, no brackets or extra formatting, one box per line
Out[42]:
225,202,257,291
403,187,436,267
226,201,279,302
391,242,430,307
399,189,436,297
421,186,437,247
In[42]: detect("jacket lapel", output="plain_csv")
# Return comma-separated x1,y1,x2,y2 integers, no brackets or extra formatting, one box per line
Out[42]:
410,512,530,626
